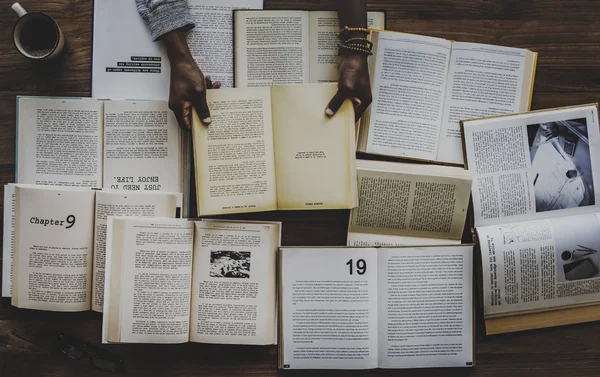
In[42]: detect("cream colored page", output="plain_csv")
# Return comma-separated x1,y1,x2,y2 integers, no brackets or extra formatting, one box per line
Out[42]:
377,246,473,368
192,88,277,215
365,32,452,160
190,221,277,345
349,167,472,240
103,217,124,343
91,191,180,312
2,184,16,297
103,101,180,193
271,84,356,210
234,10,309,87
308,11,385,83
118,218,193,344
12,186,95,311
17,98,103,187
437,43,529,165
347,232,459,247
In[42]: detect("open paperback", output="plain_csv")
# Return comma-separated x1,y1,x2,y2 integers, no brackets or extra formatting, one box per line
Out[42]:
462,103,600,333
7,185,180,310
278,245,474,370
347,159,472,246
102,217,280,345
358,30,537,165
233,10,385,86
191,83,358,216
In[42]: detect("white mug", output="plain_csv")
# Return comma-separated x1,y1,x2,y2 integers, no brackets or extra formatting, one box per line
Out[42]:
12,2,65,60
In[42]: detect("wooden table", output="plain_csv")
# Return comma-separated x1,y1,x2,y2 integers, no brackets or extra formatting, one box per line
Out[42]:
1,0,599,376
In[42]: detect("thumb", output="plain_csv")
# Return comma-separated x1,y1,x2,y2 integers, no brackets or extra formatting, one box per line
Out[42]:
193,91,211,126
325,89,347,117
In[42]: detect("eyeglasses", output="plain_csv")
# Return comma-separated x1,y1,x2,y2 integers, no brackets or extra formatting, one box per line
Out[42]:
54,334,124,373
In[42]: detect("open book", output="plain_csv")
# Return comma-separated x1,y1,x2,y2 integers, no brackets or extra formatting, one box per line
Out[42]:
233,10,385,86
192,84,358,216
278,245,474,370
7,185,180,311
103,217,280,345
347,160,472,246
92,0,263,99
358,31,538,165
462,103,600,334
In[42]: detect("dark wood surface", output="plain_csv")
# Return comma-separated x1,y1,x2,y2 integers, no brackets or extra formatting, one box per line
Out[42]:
1,0,599,376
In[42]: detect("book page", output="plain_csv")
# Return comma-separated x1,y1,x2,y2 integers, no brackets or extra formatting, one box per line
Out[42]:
477,213,600,318
17,97,103,187
437,43,532,165
192,88,277,215
347,232,459,247
280,247,378,370
91,191,180,312
103,101,180,193
308,11,385,83
377,246,473,368
12,186,96,311
112,218,194,344
361,32,452,161
348,162,472,242
234,10,309,87
189,221,278,345
271,84,357,210
2,184,16,297
92,0,263,99
464,105,600,227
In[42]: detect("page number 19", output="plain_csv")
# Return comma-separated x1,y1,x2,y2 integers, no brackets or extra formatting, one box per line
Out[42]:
346,259,366,275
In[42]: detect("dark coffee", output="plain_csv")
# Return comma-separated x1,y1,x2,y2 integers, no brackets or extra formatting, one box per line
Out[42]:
18,15,58,57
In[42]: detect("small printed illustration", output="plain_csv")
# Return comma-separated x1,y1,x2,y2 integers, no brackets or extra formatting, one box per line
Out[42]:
527,118,594,213
552,214,600,282
210,250,251,279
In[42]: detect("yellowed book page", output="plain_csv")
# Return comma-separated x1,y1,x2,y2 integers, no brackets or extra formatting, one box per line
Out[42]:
192,87,277,215
307,11,385,83
102,217,126,343
12,186,96,311
116,217,194,344
271,83,357,210
234,10,309,87
347,232,459,247
348,164,472,240
91,190,180,312
189,221,278,345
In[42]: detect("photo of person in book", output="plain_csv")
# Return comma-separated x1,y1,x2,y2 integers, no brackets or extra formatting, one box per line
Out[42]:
210,250,251,279
527,118,595,212
552,214,600,282
135,0,372,129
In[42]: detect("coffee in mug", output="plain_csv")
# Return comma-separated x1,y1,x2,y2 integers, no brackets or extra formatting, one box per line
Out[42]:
12,2,65,60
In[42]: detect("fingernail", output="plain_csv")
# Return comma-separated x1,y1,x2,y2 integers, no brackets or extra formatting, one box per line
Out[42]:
202,117,212,125
325,108,334,117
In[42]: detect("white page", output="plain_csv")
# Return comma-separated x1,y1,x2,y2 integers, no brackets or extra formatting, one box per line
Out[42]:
437,43,529,165
364,32,452,161
2,184,16,297
17,97,103,187
347,232,459,247
91,190,180,312
189,221,278,345
103,101,180,192
464,105,600,227
377,246,473,369
12,186,96,311
92,0,263,100
280,247,378,370
116,218,194,343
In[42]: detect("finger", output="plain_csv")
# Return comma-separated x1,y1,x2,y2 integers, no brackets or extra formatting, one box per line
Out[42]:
212,81,222,89
325,89,348,117
354,101,370,122
181,102,194,130
350,97,362,108
170,102,191,131
192,91,211,126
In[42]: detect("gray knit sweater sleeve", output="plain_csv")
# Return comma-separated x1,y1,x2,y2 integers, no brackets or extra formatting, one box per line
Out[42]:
135,0,195,41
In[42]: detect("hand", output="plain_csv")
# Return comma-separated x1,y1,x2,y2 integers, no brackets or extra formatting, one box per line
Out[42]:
169,57,221,131
326,54,372,122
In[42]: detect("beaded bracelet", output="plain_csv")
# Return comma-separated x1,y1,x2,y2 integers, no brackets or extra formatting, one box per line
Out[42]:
338,26,370,36
338,44,373,56
340,37,373,48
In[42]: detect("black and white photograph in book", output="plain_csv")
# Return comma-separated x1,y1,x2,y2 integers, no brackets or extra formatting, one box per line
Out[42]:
552,214,600,282
527,118,595,213
209,250,251,279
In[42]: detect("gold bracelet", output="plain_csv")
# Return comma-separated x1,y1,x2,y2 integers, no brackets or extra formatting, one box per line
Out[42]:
338,26,370,36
